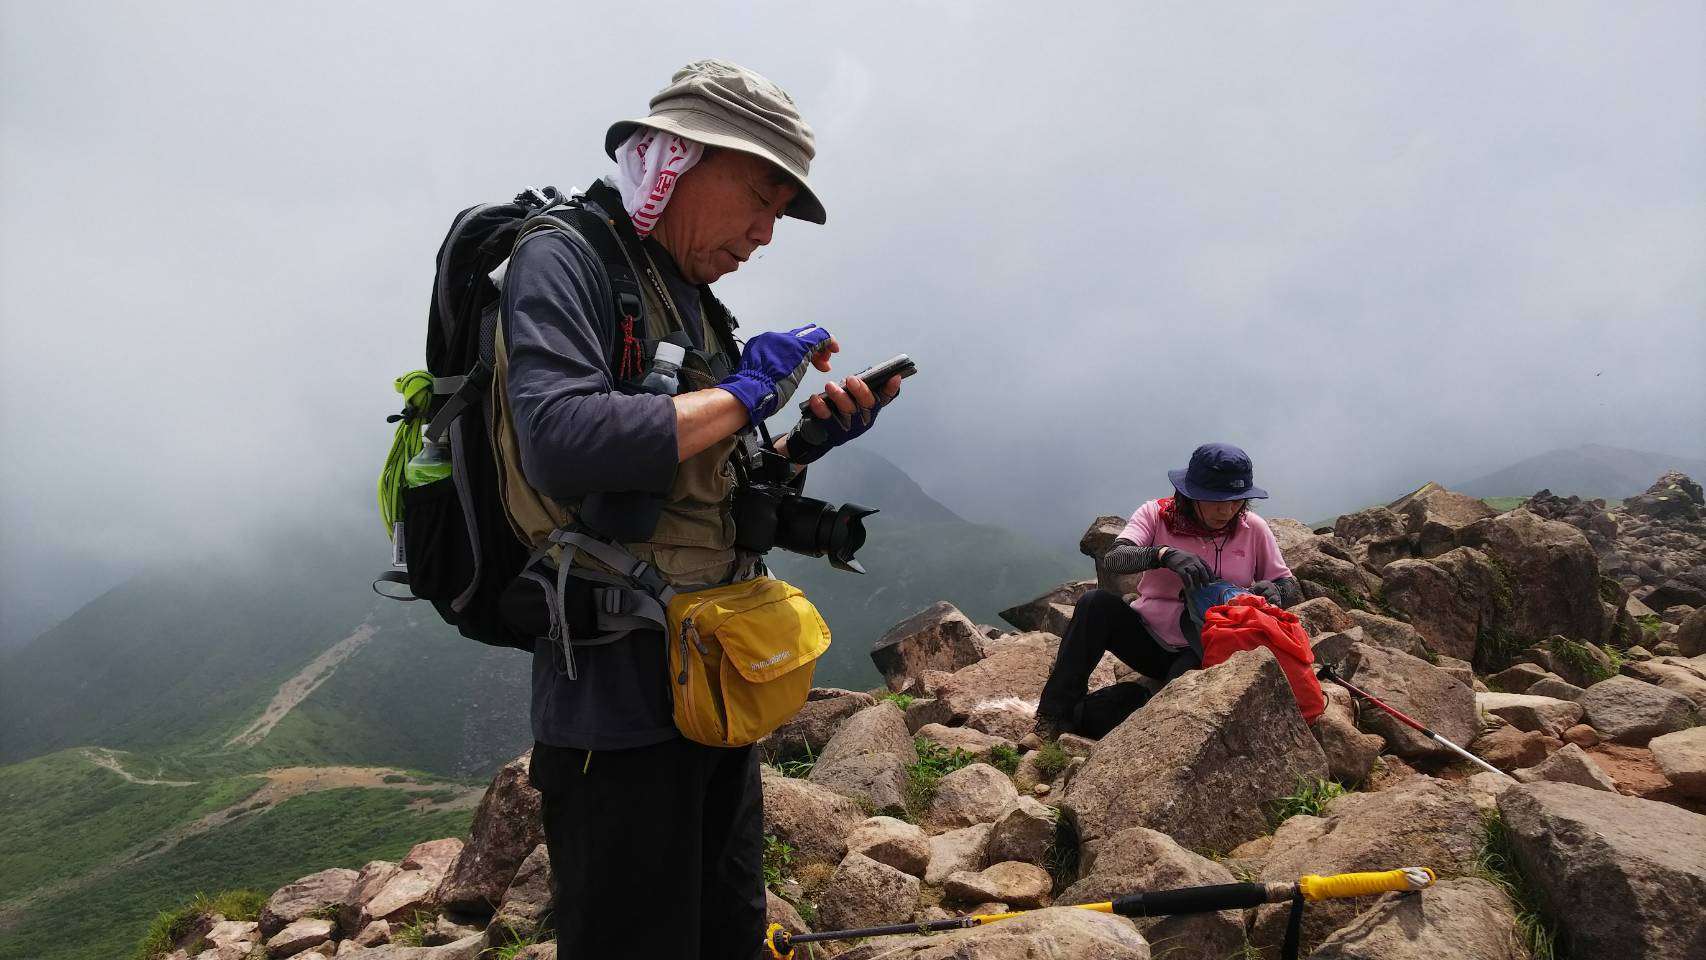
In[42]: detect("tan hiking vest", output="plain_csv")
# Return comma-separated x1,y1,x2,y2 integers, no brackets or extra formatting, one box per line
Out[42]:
490,227,743,588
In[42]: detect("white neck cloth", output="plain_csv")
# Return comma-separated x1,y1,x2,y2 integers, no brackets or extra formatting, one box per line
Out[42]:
607,128,704,238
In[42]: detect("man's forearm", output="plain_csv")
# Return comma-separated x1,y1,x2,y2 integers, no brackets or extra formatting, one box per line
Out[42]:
673,387,749,461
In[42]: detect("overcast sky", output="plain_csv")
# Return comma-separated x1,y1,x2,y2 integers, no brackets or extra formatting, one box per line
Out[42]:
3,1,1704,634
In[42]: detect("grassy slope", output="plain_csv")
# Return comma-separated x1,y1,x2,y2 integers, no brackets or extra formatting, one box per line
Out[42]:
0,787,472,960
0,750,264,902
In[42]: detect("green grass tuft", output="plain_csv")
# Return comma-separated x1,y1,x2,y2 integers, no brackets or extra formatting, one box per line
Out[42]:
134,890,265,960
1032,741,1072,780
1043,806,1079,890
763,834,795,895
904,738,978,817
484,929,553,960
877,692,917,712
1474,811,1562,960
1545,636,1616,685
988,744,1021,776
1270,777,1349,823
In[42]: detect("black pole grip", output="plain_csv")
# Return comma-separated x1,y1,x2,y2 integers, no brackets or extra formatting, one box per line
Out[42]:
1111,883,1272,917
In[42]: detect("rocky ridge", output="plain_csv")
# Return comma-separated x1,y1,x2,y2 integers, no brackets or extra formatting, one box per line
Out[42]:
160,474,1706,959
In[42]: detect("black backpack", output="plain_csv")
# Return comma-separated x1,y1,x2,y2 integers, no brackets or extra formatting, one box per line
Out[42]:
379,183,736,651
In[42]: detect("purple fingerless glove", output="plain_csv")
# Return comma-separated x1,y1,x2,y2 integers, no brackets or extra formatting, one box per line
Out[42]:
716,324,831,427
783,393,891,465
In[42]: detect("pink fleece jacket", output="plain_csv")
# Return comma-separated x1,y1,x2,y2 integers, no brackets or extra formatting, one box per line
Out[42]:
1117,499,1294,650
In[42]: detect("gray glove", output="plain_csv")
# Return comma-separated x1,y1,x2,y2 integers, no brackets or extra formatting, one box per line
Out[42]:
1249,580,1284,605
1160,548,1213,590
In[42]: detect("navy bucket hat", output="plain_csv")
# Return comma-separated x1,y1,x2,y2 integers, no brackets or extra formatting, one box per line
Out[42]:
1168,443,1269,502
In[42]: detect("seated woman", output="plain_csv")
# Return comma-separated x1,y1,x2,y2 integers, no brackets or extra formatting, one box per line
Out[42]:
1033,443,1302,740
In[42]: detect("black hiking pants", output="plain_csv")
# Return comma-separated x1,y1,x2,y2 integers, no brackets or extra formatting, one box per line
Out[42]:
530,737,766,958
1037,589,1200,729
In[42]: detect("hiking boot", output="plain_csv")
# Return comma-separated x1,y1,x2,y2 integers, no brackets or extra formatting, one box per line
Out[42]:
1028,713,1071,747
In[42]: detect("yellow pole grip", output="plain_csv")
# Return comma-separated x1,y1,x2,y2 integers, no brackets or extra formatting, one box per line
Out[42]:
764,922,794,959
1298,867,1436,901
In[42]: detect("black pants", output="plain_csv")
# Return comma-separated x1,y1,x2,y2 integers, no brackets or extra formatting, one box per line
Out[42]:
530,737,766,958
1037,589,1200,725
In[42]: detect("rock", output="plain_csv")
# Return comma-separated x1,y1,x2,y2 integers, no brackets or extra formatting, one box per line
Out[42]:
927,763,1019,829
363,839,460,926
348,935,486,960
942,861,1053,909
1062,647,1328,856
1561,723,1600,748
817,853,920,931
1475,692,1583,736
1650,726,1706,799
765,889,809,940
1056,733,1097,757
1059,826,1243,960
435,752,543,915
762,767,866,866
1519,637,1616,689
963,702,1037,743
421,917,478,947
1512,742,1618,791
261,868,359,938
1579,674,1696,745
1307,877,1525,960
266,918,335,958
761,689,877,760
903,697,954,733
1393,486,1497,557
811,702,918,815
914,724,1012,762
845,817,931,877
924,823,993,885
871,602,988,693
338,861,401,934
1252,777,1482,955
1646,579,1706,611
1623,656,1706,708
484,844,551,945
1343,610,1429,658
1082,515,1145,598
1678,608,1706,657
1270,519,1382,605
999,580,1095,635
1311,710,1384,786
985,796,1057,866
1526,675,1586,701
401,838,461,874
204,920,259,955
354,921,390,946
833,907,1149,960
1470,726,1558,771
1628,645,1656,660
1379,548,1499,661
1291,597,1356,637
1459,509,1609,645
1334,505,1408,545
1340,642,1478,762
1434,655,1475,690
928,632,1060,723
1498,781,1706,959
1487,662,1550,693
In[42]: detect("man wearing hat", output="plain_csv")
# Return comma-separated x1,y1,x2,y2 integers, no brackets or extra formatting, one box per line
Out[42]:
1032,443,1302,741
496,60,899,955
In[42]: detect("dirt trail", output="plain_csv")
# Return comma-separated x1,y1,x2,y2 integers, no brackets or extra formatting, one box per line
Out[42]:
81,748,196,786
0,759,482,931
224,622,378,749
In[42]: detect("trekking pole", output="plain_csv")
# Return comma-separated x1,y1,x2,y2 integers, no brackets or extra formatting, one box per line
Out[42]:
763,867,1435,960
1316,664,1508,778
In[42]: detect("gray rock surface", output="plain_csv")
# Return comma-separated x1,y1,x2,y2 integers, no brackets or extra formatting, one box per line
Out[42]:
924,823,993,885
872,602,988,693
1307,877,1525,960
1579,674,1696,745
1058,826,1243,960
844,816,932,877
435,753,542,914
942,861,1053,909
1340,642,1478,761
817,853,921,931
1475,691,1584,736
926,763,1019,830
834,908,1149,960
762,766,867,866
1512,742,1618,792
261,868,359,938
985,796,1056,866
1649,726,1706,799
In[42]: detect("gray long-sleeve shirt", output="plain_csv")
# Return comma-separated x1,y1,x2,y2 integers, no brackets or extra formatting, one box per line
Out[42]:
504,222,714,751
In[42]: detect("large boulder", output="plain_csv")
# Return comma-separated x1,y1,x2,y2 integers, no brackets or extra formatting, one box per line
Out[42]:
1378,547,1499,662
337,862,400,934
834,907,1149,960
1458,509,1609,644
1082,515,1145,598
999,581,1095,635
1391,486,1496,557
1252,777,1482,955
1497,782,1706,959
871,603,988,693
1512,742,1618,792
1650,726,1706,799
1470,726,1558,772
265,917,335,958
810,702,919,814
1623,656,1706,708
1339,642,1478,762
760,689,877,760
1058,827,1243,960
1677,608,1706,657
1062,647,1328,856
926,763,1019,830
1311,707,1384,787
1475,691,1583,736
260,868,359,938
985,796,1057,867
924,823,993,885
1578,675,1696,745
845,816,932,877
483,844,552,946
1290,597,1356,638
816,853,920,931
762,767,866,867
364,839,462,926
1343,610,1430,658
1334,505,1408,545
1269,519,1382,605
435,752,543,914
1306,877,1525,960
942,862,1053,909
927,632,1087,724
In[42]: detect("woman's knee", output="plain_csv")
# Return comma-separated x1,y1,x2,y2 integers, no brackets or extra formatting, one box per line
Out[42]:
1074,588,1128,615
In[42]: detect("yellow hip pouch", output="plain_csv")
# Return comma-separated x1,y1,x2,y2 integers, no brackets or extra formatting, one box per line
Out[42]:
666,577,830,747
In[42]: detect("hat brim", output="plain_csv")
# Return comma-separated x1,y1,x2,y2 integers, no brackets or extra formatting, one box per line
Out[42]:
1168,468,1269,502
605,115,827,225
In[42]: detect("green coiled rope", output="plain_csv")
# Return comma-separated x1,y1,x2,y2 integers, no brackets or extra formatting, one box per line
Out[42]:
378,370,434,537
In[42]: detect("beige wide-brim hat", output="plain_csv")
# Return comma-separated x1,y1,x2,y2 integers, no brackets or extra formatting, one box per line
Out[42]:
606,58,827,225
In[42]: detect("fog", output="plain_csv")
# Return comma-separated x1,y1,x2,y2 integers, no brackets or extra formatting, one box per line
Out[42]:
4,1,1703,638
